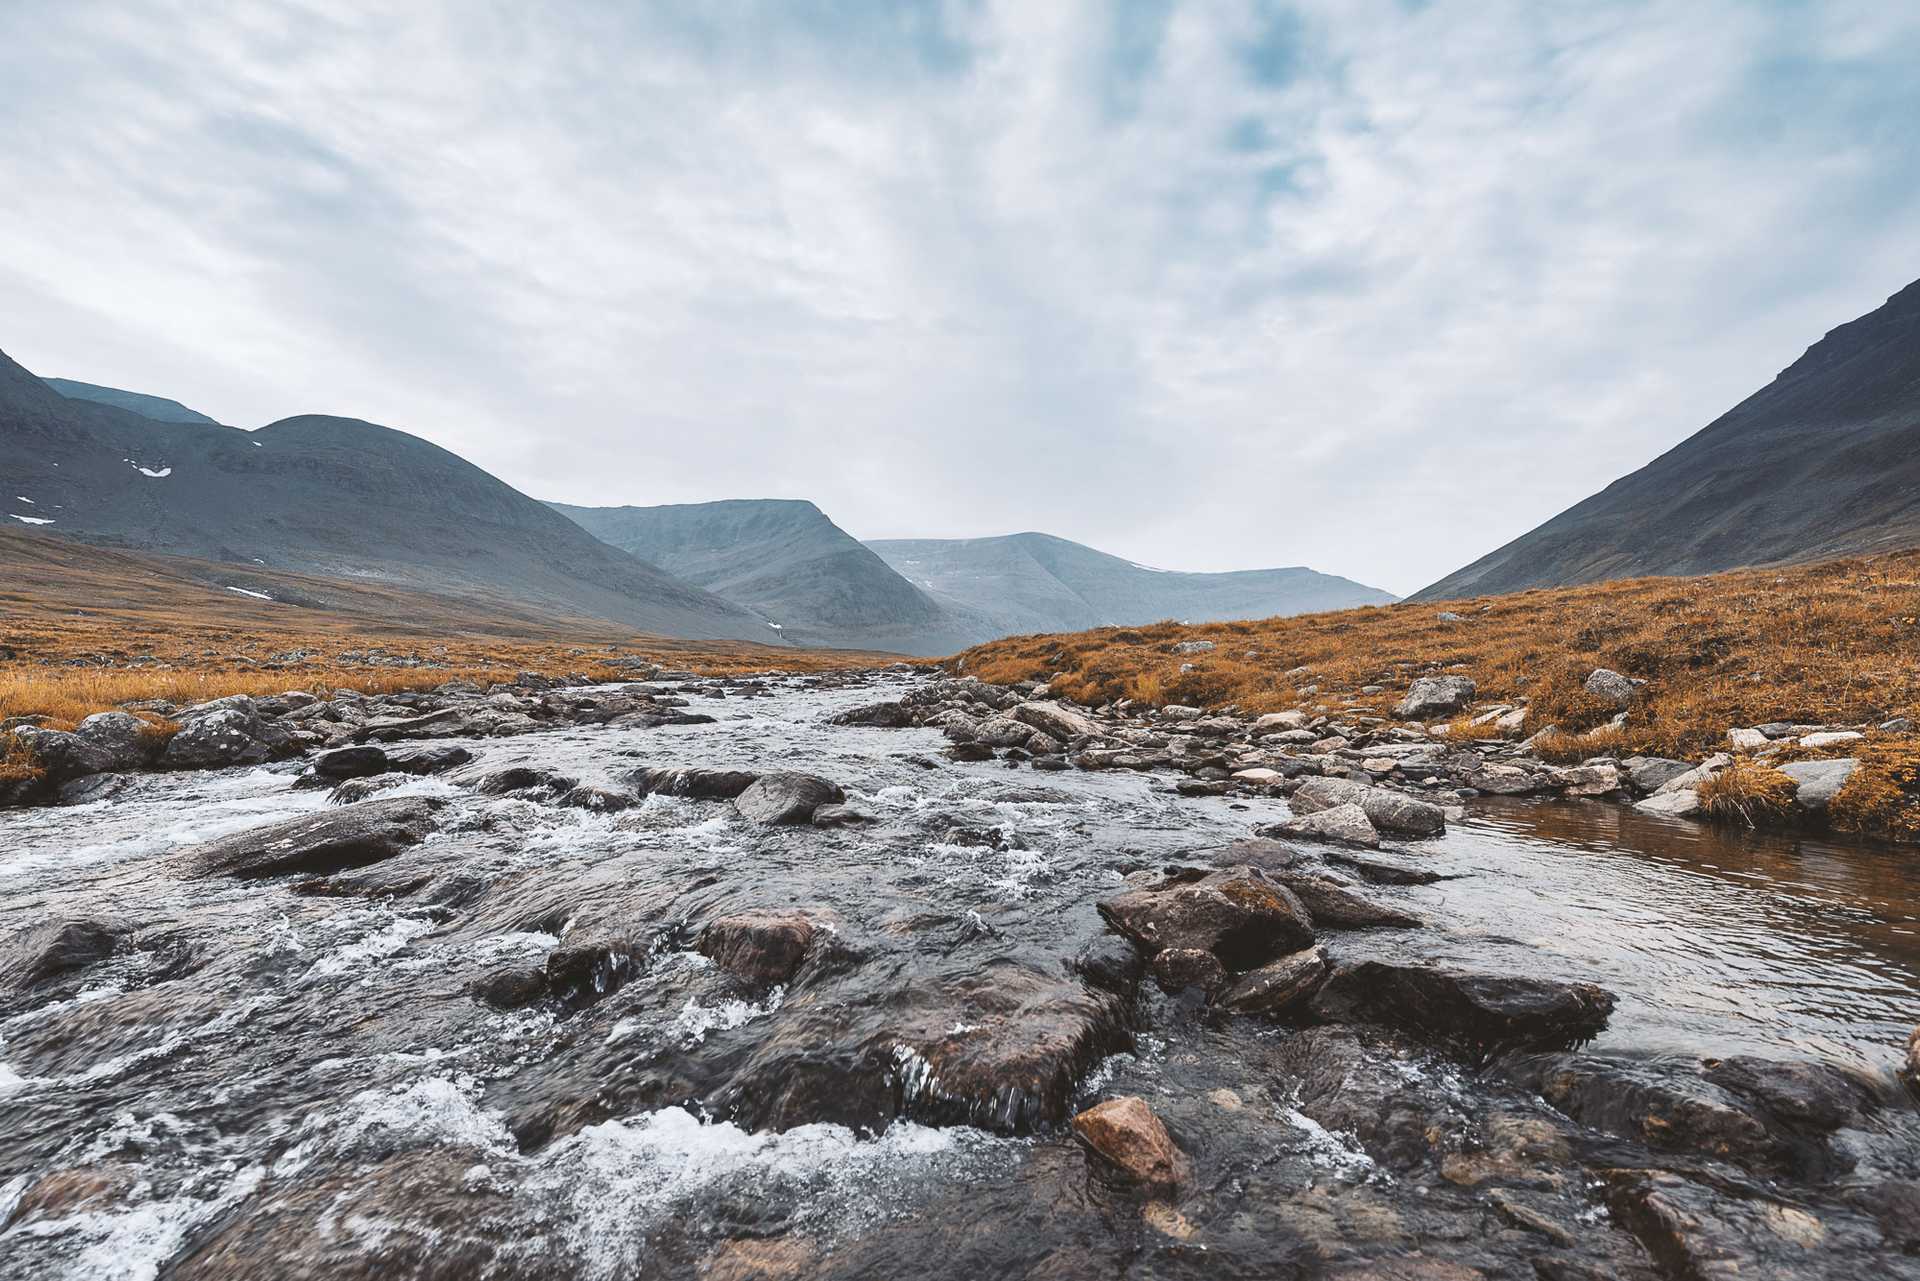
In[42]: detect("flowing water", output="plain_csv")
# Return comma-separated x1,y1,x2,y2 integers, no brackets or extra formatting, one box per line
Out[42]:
0,671,1914,1279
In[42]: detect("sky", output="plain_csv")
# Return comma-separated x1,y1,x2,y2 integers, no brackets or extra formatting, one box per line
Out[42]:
1,1,1916,596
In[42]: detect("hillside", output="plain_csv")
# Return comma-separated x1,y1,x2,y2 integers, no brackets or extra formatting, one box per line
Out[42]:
867,531,1397,634
0,349,777,643
552,498,982,654
42,376,218,424
1416,278,1920,600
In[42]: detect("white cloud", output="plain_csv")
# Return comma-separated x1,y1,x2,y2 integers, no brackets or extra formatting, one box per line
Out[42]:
0,0,1915,594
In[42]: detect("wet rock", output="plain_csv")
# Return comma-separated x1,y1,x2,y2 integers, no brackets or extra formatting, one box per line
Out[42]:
472,766,577,797
1270,873,1423,930
1518,1055,1792,1173
1635,788,1703,819
830,701,916,728
1150,946,1228,995
1265,801,1381,848
1702,1055,1878,1133
1311,961,1615,1058
1395,676,1476,719
1072,935,1146,995
1,915,132,990
9,726,114,787
557,784,633,812
387,745,473,775
161,697,296,769
630,765,760,799
468,964,548,1009
1583,668,1634,708
699,910,816,984
734,772,846,825
2,1166,135,1229
1780,758,1858,812
73,711,160,771
947,742,996,762
974,715,1035,748
1326,850,1448,886
312,745,389,780
1466,764,1550,796
1604,1169,1897,1281
1907,1026,1920,1090
55,773,137,805
176,796,446,878
1217,945,1329,1015
327,775,408,805
1621,756,1693,794
1098,865,1314,972
809,802,867,827
1072,1096,1190,1188
1290,777,1446,836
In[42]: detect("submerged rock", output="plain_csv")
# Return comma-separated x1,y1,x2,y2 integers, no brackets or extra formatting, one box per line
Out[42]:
1311,960,1615,1058
1098,866,1314,976
699,910,816,984
175,796,446,878
1217,946,1329,1015
630,765,760,800
1072,1096,1190,1188
1,916,132,991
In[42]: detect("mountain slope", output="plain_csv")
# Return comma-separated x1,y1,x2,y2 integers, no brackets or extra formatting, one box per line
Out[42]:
42,377,218,424
0,349,778,643
551,498,982,653
1415,278,1920,601
866,532,1397,634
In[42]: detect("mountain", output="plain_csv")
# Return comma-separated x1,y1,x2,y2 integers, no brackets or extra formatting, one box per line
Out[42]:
1415,279,1920,601
865,532,1398,635
42,377,218,425
0,348,779,643
550,498,983,654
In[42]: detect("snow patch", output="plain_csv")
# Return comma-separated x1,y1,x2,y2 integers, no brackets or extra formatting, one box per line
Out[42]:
14,495,32,503
123,458,172,478
223,586,273,601
11,514,53,525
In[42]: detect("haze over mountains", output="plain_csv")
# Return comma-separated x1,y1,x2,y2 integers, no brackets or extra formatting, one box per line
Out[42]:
1416,277,1920,601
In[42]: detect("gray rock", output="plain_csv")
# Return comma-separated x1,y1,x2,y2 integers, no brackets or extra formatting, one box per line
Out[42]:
1622,756,1692,794
1289,776,1445,836
1394,675,1477,719
176,796,446,878
1172,641,1216,655
629,766,760,799
734,772,846,825
1727,727,1770,751
1635,789,1703,819
1583,668,1634,708
9,727,115,786
1098,865,1314,971
73,711,157,771
56,773,136,806
312,745,389,780
1,916,133,990
1012,700,1100,743
1779,758,1858,812
160,703,294,770
1267,802,1380,848
1880,717,1913,734
1217,946,1330,1015
973,715,1035,749
1310,960,1616,1057
1799,730,1863,749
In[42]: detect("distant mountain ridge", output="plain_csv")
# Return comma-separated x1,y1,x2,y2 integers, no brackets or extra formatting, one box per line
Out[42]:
42,376,218,425
1415,278,1920,601
0,351,777,642
549,498,983,654
865,531,1398,635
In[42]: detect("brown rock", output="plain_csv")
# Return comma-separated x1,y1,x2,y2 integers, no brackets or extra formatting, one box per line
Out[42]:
1098,865,1314,972
1217,946,1330,1015
1149,947,1227,995
1072,1095,1191,1188
699,910,816,984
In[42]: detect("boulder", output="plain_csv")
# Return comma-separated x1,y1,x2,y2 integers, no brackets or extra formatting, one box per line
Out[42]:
829,701,916,728
699,910,816,984
734,772,846,825
558,785,634,813
973,716,1035,748
9,727,115,786
1728,728,1771,751
1635,789,1703,819
1072,1096,1191,1187
1149,947,1228,995
1172,641,1216,656
1013,701,1100,743
1253,711,1310,734
1553,763,1623,797
1780,758,1858,812
1098,866,1314,972
311,745,389,780
472,767,576,797
1622,756,1693,794
1267,873,1422,930
161,701,294,770
1394,676,1477,720
175,796,445,878
1264,802,1380,848
1906,1027,1919,1089
1583,668,1634,708
1,916,132,991
1800,730,1864,749
1217,946,1330,1015
1286,778,1446,836
629,766,760,799
387,746,473,775
73,711,159,771
1310,960,1615,1058
1467,764,1550,796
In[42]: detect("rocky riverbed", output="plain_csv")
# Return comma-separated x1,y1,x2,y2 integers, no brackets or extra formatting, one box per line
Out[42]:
2,668,1918,1279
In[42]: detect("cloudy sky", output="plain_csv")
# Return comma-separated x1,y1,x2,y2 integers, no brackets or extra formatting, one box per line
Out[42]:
2,1,1916,595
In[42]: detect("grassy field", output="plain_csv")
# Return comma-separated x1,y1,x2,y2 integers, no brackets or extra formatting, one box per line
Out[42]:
956,548,1920,841
0,529,898,738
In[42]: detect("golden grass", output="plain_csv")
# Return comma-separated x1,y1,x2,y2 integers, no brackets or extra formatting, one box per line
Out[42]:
1831,742,1920,843
956,549,1920,760
1698,761,1799,828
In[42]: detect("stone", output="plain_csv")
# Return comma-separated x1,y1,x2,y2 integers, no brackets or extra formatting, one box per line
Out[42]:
1622,756,1693,794
1394,676,1477,720
56,773,136,806
1905,1026,1919,1087
1253,711,1310,734
1172,640,1216,656
472,767,576,797
973,715,1035,748
1780,758,1858,812
829,701,916,728
1635,789,1703,819
176,796,445,878
1231,767,1283,786
1554,763,1622,797
1583,668,1634,708
387,746,473,775
1098,865,1314,972
160,702,294,770
311,745,389,780
1799,730,1864,749
734,772,846,825
1071,1096,1190,1187
1290,777,1446,836
468,964,548,1010
1728,727,1771,751
1268,802,1381,848
809,803,867,827
700,910,816,984
1217,946,1330,1015
1150,947,1228,995
2,916,132,990
73,711,159,771
1467,764,1549,796
1881,717,1914,734
1310,961,1615,1058
1270,874,1423,930
558,785,633,813
11,726,116,786
1012,701,1100,743
629,766,760,799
